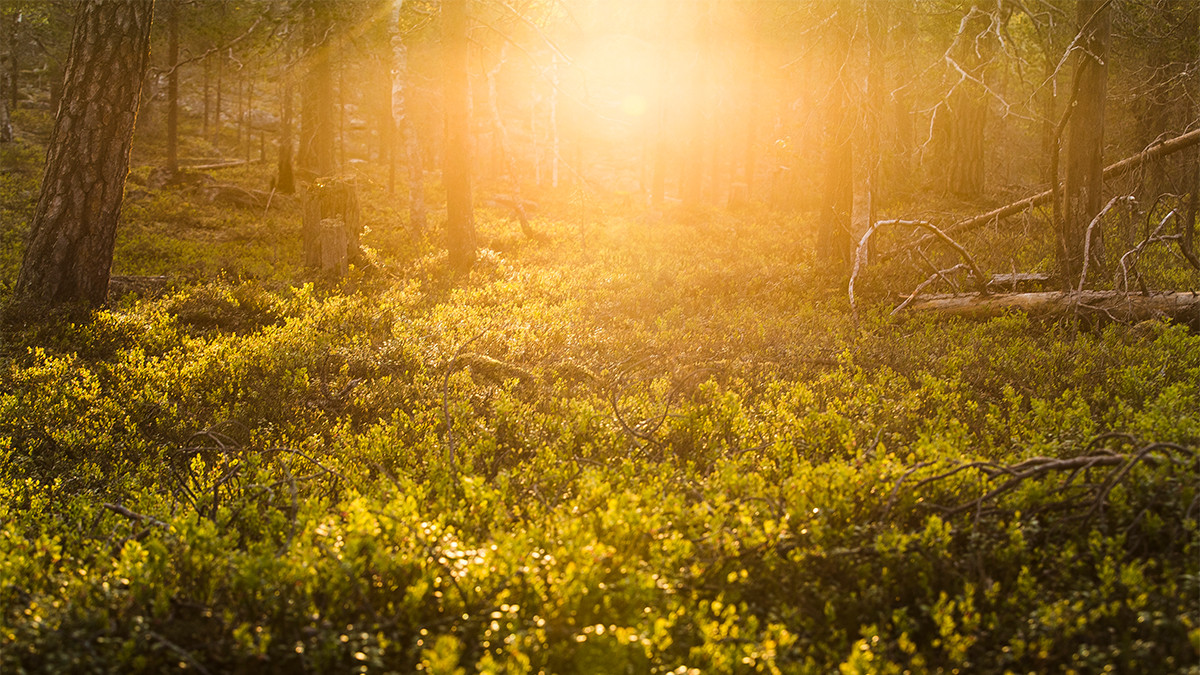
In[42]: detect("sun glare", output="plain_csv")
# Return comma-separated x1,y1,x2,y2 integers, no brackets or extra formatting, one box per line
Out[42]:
620,94,647,117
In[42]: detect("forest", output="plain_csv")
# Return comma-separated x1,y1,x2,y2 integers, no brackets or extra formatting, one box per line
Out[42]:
0,0,1198,672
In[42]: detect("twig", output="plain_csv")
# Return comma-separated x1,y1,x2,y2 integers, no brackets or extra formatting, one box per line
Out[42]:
1077,195,1135,292
103,503,170,530
851,219,987,323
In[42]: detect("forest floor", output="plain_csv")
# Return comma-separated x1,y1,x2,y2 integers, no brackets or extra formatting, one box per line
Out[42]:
1,114,1199,673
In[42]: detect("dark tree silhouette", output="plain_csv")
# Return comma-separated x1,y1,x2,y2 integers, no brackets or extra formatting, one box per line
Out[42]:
1060,0,1110,285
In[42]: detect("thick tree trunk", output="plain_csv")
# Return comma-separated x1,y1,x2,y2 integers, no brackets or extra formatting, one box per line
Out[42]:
443,0,476,271
1060,0,1110,286
299,0,335,177
165,0,179,174
935,3,992,198
817,14,854,267
303,179,360,272
903,291,1200,327
15,0,155,307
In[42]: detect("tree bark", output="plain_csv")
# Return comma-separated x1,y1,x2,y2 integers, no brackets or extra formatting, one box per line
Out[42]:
299,0,335,177
935,3,992,198
277,50,295,194
681,0,709,208
443,0,476,271
7,7,18,113
165,0,179,174
1060,0,1110,286
817,11,854,267
0,34,11,143
902,291,1200,327
391,0,426,233
15,0,155,307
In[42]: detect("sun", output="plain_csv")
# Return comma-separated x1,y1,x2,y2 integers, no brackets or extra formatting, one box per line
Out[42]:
620,94,647,117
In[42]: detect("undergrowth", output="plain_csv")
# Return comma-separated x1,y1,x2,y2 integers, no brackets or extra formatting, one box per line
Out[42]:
0,140,1197,672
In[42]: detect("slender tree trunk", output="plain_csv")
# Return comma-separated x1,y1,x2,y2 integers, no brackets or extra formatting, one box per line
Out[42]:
1,20,12,143
165,0,179,174
443,0,476,271
278,55,295,193
550,56,559,187
245,78,253,163
681,0,709,207
865,4,887,238
214,50,222,150
7,8,17,113
391,0,426,232
743,37,758,198
202,54,210,139
1060,0,1110,286
16,0,155,307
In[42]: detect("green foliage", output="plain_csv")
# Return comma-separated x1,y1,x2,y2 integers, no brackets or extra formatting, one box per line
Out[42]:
1,157,1197,672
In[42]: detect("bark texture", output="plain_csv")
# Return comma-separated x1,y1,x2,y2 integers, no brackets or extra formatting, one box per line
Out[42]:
15,0,155,307
390,0,426,232
299,0,335,177
903,291,1200,327
443,0,476,271
1060,0,1110,285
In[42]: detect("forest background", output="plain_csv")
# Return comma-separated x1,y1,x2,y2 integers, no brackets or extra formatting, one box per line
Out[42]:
0,0,1198,672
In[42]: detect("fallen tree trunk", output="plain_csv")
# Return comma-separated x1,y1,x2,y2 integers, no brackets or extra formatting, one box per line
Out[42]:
902,290,1200,326
901,128,1200,250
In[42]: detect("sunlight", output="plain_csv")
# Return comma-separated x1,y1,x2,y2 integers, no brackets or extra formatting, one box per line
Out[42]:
620,94,647,117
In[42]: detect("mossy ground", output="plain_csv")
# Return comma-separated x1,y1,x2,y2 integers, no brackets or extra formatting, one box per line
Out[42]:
1,115,1198,673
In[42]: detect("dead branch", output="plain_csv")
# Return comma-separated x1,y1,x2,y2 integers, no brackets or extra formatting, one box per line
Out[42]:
891,264,967,316
1077,195,1135,291
102,502,170,529
886,439,1195,522
896,127,1200,253
851,219,987,323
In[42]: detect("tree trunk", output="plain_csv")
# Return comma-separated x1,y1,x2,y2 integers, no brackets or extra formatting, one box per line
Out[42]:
681,0,709,208
15,0,155,308
303,179,360,271
0,26,12,142
299,0,335,177
390,0,426,233
7,7,17,113
817,13,854,267
202,54,209,139
214,49,222,150
865,4,887,236
443,0,476,271
935,3,992,198
278,53,295,194
903,291,1200,327
1060,0,1110,287
165,0,179,174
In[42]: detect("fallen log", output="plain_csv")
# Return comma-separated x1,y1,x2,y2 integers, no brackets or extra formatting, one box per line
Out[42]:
902,290,1200,326
901,127,1200,250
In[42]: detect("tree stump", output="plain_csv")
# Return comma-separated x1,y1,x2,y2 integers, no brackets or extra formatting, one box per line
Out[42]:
318,218,349,275
303,179,361,271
